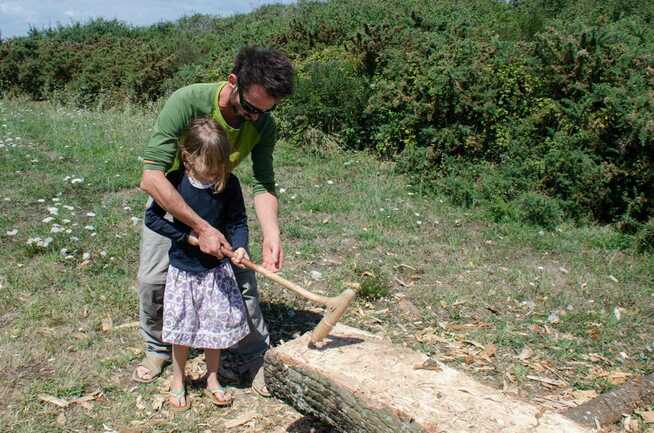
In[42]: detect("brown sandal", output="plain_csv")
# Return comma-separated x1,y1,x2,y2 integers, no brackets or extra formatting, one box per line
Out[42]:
131,355,169,383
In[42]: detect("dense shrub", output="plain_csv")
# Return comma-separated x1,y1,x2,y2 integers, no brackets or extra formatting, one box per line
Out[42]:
1,0,653,243
634,218,654,254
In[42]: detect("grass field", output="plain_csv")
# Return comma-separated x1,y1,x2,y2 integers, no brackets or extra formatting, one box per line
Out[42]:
0,98,652,432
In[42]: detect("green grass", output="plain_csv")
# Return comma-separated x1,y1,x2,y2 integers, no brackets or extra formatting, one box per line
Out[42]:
0,98,653,432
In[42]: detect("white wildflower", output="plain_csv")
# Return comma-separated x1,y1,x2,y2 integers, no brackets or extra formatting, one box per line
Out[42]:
42,217,54,223
71,178,84,184
84,225,95,231
6,229,17,236
50,224,64,233
86,212,96,217
63,205,74,210
131,217,140,225
47,207,58,215
82,252,91,261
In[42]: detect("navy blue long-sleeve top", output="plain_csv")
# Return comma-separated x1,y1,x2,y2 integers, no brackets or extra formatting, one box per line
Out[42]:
144,170,249,273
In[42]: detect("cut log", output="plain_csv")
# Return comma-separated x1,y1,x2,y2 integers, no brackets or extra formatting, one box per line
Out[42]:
264,324,592,433
564,373,654,427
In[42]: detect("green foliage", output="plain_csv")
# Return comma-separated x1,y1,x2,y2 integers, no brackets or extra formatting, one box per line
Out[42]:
634,218,654,253
357,272,390,301
1,0,654,251
515,191,564,229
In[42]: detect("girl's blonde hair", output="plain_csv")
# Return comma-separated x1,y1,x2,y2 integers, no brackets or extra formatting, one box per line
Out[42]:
181,117,232,192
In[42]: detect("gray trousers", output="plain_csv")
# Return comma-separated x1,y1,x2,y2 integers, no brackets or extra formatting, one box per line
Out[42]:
137,218,270,375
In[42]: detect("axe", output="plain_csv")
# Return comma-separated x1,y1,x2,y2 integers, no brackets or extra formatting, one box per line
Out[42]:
188,236,355,344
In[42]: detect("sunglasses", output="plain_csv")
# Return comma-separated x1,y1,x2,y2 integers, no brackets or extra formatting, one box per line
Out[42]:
237,83,276,115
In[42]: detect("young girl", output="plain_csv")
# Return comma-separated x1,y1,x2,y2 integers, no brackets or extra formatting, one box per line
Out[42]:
144,117,250,410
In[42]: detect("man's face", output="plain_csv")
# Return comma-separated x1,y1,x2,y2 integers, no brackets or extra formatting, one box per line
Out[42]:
231,82,279,123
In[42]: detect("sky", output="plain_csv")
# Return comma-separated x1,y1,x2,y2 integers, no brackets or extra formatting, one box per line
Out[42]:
0,0,296,39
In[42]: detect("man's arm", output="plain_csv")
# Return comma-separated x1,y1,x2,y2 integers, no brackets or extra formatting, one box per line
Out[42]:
140,169,230,257
254,191,283,272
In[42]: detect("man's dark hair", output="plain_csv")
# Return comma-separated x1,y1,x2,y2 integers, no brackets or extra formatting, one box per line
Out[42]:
232,46,294,98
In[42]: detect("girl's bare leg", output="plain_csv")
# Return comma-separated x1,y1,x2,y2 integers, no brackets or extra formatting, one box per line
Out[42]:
204,349,222,389
170,344,189,406
205,348,232,404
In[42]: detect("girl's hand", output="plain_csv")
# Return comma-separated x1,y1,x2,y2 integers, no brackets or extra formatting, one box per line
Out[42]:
231,247,249,269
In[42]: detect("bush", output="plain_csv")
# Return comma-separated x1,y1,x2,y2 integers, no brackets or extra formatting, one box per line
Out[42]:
2,0,653,242
515,192,564,229
281,49,369,148
356,267,390,301
634,219,654,253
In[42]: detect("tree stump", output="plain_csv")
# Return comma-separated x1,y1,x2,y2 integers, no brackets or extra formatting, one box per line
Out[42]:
264,324,592,433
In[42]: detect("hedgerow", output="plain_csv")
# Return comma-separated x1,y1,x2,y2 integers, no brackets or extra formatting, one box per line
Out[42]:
1,0,653,244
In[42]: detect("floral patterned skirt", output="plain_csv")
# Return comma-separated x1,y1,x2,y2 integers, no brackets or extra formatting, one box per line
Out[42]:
162,263,250,349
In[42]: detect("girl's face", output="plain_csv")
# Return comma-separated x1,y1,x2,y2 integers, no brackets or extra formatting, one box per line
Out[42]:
190,167,219,184
183,153,224,185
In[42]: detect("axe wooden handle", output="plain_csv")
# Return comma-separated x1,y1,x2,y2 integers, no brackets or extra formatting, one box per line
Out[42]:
187,235,329,305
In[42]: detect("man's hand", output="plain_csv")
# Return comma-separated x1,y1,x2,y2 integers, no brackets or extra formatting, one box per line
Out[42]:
253,191,283,272
262,234,283,272
230,247,250,269
195,226,231,259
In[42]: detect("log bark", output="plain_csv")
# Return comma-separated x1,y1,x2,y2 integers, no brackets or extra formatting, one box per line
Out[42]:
264,324,592,433
564,373,654,427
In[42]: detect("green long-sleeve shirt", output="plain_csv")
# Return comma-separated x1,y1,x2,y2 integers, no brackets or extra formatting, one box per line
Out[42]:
142,82,276,195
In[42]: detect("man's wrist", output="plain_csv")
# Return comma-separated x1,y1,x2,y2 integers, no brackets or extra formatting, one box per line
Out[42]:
193,220,214,236
262,229,280,243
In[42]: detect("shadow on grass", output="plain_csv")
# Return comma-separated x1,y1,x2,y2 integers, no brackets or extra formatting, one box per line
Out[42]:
261,301,322,347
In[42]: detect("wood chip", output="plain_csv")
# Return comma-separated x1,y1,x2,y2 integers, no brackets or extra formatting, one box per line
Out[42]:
636,410,654,423
101,318,113,332
571,389,598,403
398,298,420,319
72,390,103,404
480,344,497,361
38,394,69,408
151,395,165,411
607,370,631,385
114,321,139,330
413,357,442,372
518,346,534,361
224,411,257,429
463,340,486,350
394,276,413,287
56,412,66,426
527,375,567,387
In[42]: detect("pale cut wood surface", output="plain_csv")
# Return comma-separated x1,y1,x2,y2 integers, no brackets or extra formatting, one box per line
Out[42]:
264,324,593,433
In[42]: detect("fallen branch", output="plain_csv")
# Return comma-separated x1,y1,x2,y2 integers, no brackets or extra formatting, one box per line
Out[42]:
564,373,654,427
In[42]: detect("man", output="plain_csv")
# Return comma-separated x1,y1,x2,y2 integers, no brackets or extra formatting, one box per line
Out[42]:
133,46,294,397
